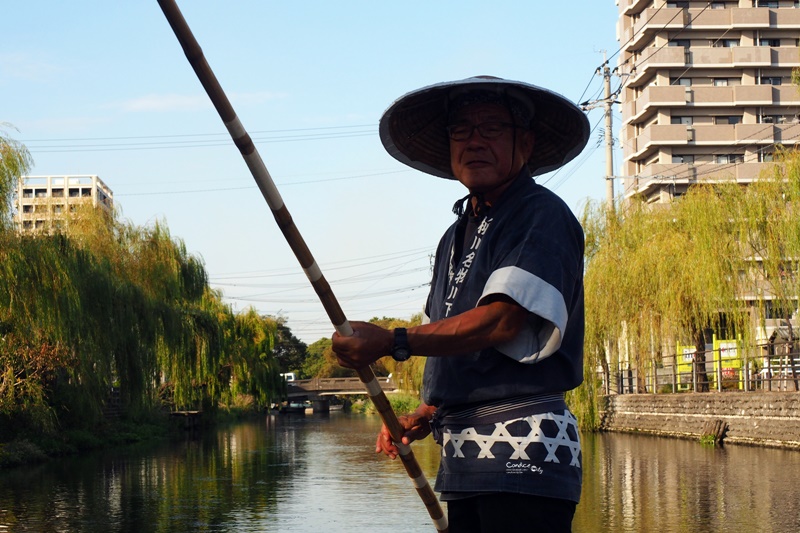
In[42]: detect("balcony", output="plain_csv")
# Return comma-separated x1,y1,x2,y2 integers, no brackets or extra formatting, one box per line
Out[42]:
624,85,688,124
733,85,774,105
775,85,800,105
733,46,773,66
730,8,771,28
626,162,772,200
626,46,687,86
620,0,653,16
690,7,736,28
771,47,800,66
689,124,776,145
689,86,734,106
775,124,800,145
625,124,692,160
624,8,686,51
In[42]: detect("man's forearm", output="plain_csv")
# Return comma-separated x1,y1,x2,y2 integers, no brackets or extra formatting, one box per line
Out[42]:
408,298,527,357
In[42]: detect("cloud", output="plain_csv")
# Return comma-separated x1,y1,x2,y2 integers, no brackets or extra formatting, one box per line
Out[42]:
114,94,212,113
112,91,285,113
18,116,111,135
0,53,63,82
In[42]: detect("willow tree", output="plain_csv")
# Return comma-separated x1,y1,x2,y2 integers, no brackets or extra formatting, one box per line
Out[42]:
0,199,229,431
220,306,283,409
581,150,800,422
0,125,31,228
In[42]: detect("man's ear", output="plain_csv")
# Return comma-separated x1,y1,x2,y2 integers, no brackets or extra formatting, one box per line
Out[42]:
520,130,535,159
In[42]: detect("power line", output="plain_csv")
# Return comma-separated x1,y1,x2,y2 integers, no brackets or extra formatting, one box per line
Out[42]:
21,124,376,153
117,169,410,196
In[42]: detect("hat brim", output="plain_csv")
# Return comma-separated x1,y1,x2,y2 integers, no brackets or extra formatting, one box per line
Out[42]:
379,77,590,179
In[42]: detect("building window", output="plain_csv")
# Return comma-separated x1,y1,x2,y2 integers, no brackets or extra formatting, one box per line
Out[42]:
716,154,744,164
711,2,726,8
759,151,774,162
760,76,782,85
671,116,693,125
759,38,780,47
765,300,798,320
52,188,64,197
671,77,692,86
715,116,741,125
754,1,778,7
22,188,33,198
673,154,695,164
35,189,47,198
668,1,690,7
670,39,691,48
22,205,33,213
717,39,740,48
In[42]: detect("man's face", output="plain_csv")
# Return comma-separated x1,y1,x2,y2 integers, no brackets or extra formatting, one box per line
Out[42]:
448,102,534,202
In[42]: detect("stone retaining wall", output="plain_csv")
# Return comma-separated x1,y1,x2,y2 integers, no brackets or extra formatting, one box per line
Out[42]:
600,392,800,449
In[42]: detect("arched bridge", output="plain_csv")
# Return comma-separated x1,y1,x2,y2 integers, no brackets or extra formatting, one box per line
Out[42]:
282,376,399,414
286,376,398,399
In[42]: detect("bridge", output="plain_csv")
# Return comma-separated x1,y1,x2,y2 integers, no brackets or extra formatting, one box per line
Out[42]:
283,376,399,413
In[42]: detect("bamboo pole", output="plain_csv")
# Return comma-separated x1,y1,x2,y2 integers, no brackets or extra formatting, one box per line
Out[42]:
156,2,447,531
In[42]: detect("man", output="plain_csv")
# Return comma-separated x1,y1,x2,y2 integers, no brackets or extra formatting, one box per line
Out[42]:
333,76,589,532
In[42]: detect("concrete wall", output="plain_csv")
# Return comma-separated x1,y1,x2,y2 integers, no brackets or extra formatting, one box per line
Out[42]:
600,392,800,449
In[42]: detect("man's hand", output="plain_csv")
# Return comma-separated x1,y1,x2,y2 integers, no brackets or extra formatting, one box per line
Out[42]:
376,404,436,459
332,321,393,369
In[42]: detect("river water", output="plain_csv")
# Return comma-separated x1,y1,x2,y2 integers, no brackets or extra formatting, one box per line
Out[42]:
1,412,799,532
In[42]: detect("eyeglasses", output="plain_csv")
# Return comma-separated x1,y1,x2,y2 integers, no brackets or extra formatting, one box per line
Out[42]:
446,121,516,141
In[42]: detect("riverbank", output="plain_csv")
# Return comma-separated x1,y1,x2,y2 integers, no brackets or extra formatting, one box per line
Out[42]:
600,391,800,449
0,407,264,469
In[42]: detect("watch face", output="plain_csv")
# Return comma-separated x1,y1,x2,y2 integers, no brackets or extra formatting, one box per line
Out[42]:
393,348,411,361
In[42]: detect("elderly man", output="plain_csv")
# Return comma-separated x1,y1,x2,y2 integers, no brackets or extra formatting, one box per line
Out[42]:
333,76,589,532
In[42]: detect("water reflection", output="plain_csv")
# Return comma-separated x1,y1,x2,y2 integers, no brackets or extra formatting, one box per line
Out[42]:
575,431,800,533
1,414,799,532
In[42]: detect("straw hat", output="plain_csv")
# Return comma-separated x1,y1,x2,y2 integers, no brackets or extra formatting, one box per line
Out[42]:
379,76,590,179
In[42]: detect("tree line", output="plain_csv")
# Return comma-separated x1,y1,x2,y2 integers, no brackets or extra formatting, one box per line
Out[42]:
3,125,799,441
0,128,292,440
572,149,800,428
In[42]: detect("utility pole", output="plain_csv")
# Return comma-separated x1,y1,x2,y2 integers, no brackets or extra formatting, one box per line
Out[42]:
603,51,615,213
581,50,618,214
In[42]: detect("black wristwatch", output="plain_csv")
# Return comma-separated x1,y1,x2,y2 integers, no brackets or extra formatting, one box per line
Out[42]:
391,328,412,362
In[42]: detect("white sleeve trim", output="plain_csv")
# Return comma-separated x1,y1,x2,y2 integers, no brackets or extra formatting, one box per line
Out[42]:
480,266,568,364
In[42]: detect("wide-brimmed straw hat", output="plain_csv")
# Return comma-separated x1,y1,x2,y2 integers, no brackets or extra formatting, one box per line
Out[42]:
379,76,590,179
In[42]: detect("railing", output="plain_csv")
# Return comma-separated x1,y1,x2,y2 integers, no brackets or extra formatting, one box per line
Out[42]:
601,341,799,395
286,376,397,397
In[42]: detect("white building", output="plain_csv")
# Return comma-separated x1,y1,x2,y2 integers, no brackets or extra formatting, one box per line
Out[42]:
616,0,800,204
14,175,114,233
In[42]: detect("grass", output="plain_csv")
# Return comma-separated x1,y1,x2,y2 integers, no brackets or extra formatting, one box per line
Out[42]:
351,392,421,416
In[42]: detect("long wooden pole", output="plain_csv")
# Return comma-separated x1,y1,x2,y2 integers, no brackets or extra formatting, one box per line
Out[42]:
156,2,447,531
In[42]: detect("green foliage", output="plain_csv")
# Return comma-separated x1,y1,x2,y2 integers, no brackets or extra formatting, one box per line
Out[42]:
301,338,332,378
221,307,283,408
0,439,47,468
699,434,717,447
0,125,32,228
272,320,307,374
0,195,285,440
579,150,800,428
353,392,420,416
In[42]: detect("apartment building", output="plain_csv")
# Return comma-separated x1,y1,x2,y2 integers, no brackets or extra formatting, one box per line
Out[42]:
14,175,114,233
616,0,800,203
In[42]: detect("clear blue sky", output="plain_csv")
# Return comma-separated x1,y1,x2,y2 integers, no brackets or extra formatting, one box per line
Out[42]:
4,1,621,345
